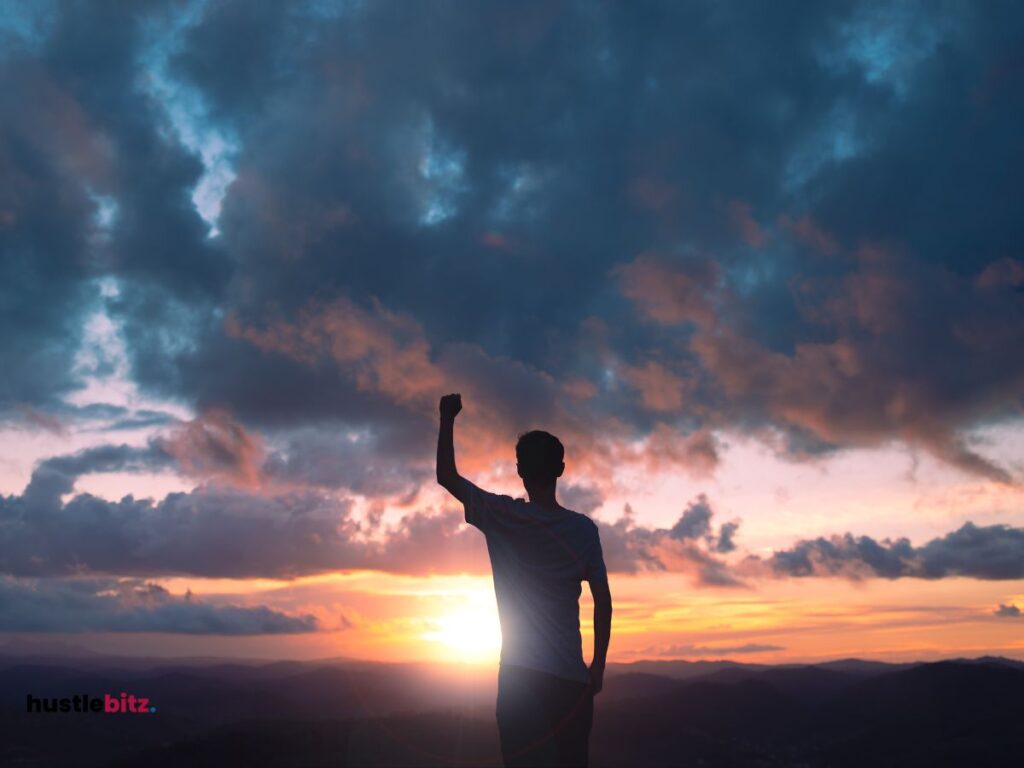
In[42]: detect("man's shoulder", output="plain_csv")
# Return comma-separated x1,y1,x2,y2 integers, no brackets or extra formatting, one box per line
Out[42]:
566,510,600,538
464,478,517,504
462,479,526,532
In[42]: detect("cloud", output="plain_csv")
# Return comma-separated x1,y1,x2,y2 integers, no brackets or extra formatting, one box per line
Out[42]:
151,407,266,487
262,423,433,498
559,482,604,516
2,446,737,582
609,423,723,480
18,408,428,501
0,443,490,579
994,603,1021,618
6,440,1024,588
17,410,268,492
612,253,725,329
669,496,713,540
617,358,689,412
728,200,767,249
715,521,740,554
597,496,746,588
224,296,444,408
0,575,318,634
4,0,1024,498
3,445,742,585
621,247,1022,482
744,522,1024,581
777,214,838,256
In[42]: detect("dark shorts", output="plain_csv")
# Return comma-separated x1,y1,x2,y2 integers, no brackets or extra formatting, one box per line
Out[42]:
495,662,594,767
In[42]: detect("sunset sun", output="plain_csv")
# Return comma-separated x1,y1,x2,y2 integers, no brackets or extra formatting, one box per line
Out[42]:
422,605,502,663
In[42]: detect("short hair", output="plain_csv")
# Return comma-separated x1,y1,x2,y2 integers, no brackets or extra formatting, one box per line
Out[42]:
515,430,564,482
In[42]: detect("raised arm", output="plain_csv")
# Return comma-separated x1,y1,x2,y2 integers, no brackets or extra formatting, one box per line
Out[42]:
436,392,469,502
589,574,612,694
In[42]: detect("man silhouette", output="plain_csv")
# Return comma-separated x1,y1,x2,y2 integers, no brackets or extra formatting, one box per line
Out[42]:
436,392,612,768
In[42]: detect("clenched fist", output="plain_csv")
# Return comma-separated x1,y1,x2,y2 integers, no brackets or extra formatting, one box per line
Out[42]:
439,393,463,420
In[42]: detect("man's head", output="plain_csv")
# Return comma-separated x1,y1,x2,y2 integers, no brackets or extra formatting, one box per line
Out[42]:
515,430,565,487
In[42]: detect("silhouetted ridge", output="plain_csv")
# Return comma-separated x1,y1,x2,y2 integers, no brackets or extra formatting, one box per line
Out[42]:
4,656,1022,767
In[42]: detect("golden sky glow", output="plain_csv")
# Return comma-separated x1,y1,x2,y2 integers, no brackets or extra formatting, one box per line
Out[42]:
3,415,1024,666
12,567,1017,666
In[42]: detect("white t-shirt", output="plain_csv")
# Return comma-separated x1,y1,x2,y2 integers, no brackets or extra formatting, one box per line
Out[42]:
460,476,607,685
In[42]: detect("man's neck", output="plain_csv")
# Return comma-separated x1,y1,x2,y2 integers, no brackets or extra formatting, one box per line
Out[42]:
526,486,562,512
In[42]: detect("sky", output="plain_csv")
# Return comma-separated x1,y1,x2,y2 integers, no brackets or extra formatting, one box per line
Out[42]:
1,0,1023,667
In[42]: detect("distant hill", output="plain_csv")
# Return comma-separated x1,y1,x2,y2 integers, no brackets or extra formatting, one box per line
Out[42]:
2,653,1023,767
605,658,773,680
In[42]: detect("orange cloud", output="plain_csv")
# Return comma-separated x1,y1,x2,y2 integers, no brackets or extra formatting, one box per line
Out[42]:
224,296,629,494
225,296,444,407
615,248,1016,483
618,359,689,412
612,252,723,327
153,408,265,488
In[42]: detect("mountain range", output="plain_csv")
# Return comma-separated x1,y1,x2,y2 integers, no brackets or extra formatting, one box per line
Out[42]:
2,645,1021,767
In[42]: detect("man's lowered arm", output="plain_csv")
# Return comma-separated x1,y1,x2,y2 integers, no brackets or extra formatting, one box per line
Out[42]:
436,392,469,503
589,574,612,695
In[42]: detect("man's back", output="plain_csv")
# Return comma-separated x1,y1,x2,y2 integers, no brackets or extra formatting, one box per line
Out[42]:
460,477,607,685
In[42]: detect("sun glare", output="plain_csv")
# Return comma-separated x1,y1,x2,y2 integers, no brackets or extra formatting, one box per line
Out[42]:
422,605,502,663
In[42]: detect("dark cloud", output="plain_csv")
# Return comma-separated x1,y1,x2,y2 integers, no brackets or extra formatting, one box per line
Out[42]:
745,522,1024,580
262,424,432,498
3,0,1024,485
669,496,713,540
162,0,1024,479
0,575,317,634
16,408,424,499
0,443,489,579
559,482,604,516
716,521,740,554
15,410,265,492
666,495,740,557
0,61,102,410
32,443,166,483
0,0,228,415
596,497,746,588
0,402,179,435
